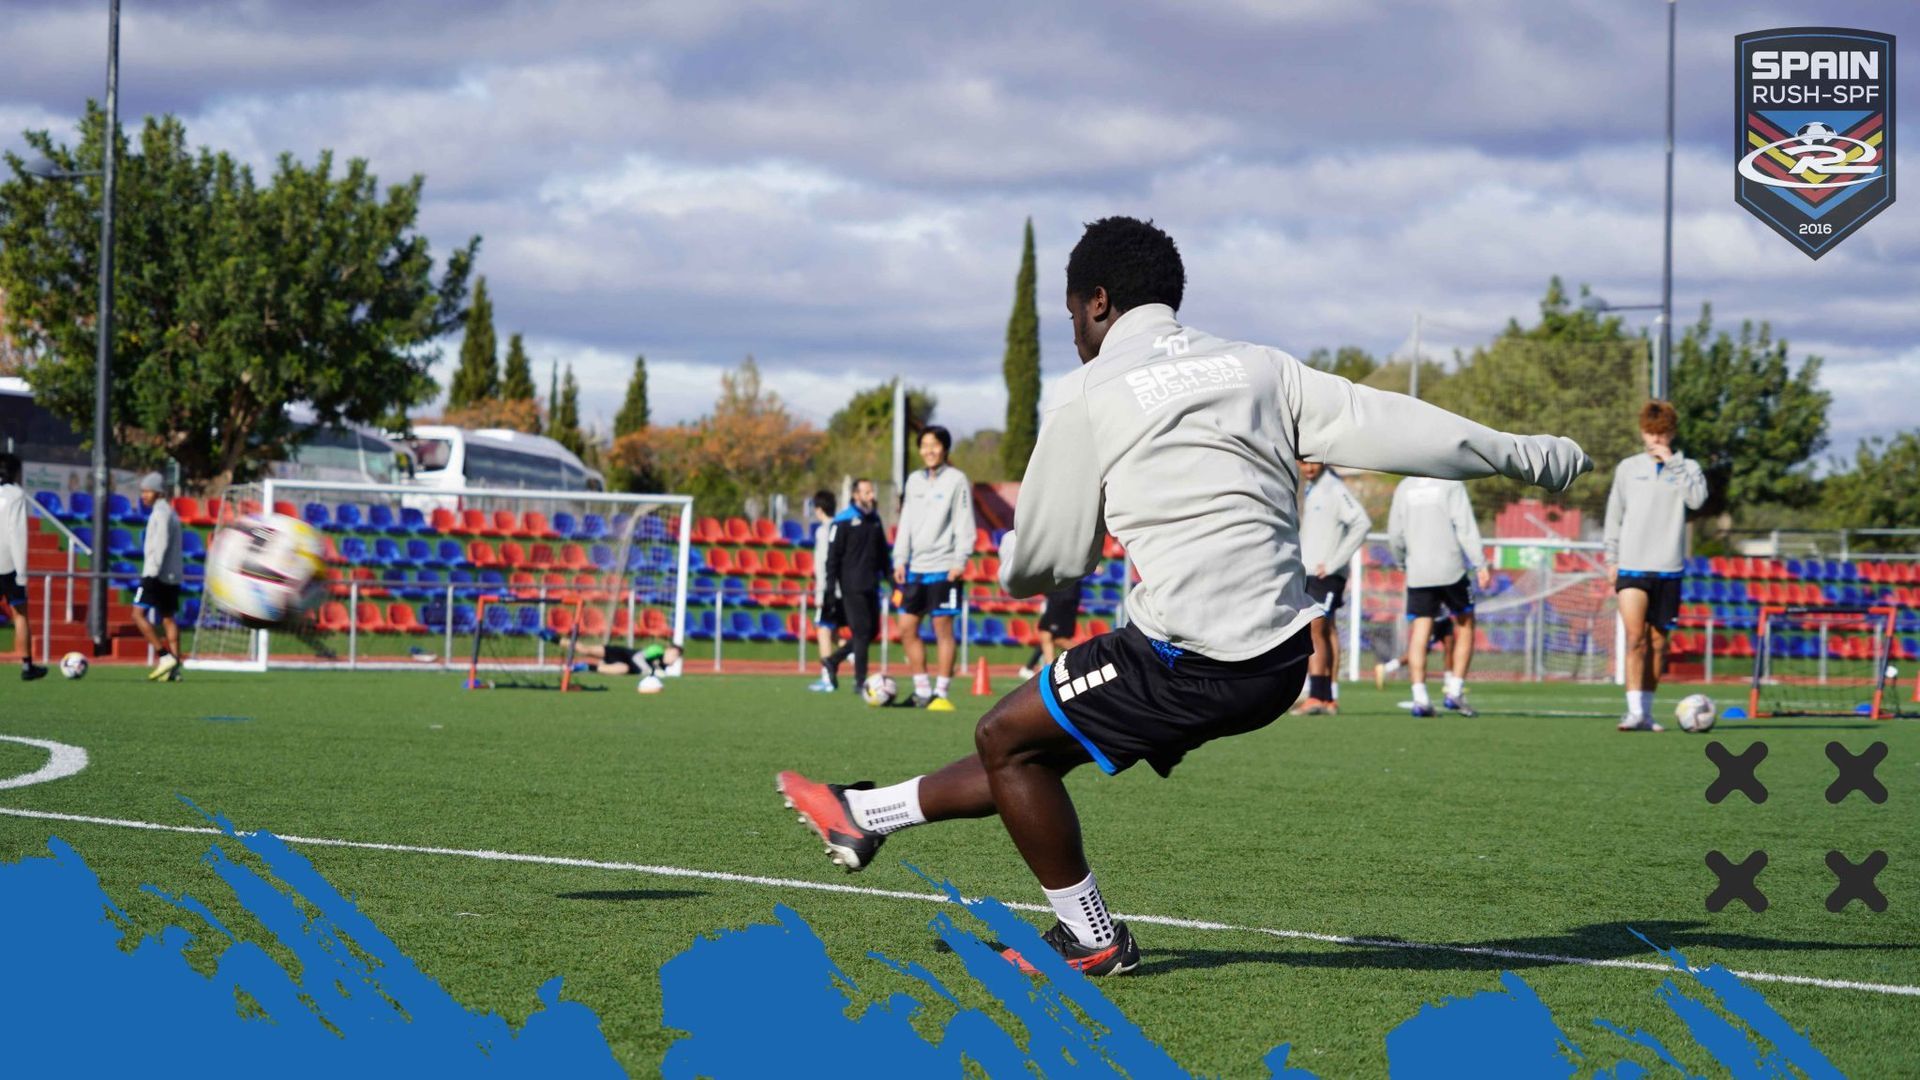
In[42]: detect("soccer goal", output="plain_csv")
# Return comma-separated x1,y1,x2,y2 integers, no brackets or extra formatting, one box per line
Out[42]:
191,478,692,673
1747,606,1902,720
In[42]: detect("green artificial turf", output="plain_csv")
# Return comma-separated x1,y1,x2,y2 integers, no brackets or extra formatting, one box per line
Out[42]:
1,667,1914,1077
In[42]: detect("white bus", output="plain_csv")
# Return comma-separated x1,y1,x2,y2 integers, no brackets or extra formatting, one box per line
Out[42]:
406,425,605,493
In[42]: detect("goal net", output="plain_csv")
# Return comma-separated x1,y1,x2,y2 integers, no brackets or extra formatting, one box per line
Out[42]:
1747,606,1901,719
194,479,692,673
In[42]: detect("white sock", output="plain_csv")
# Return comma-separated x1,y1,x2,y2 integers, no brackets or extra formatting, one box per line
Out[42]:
934,676,951,697
913,673,931,697
1411,683,1430,707
845,777,926,835
1631,690,1655,718
1383,658,1403,674
1043,872,1115,948
1330,680,1340,701
1443,673,1464,698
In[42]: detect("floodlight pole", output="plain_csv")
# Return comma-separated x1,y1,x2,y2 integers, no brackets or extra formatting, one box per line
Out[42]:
86,0,121,649
1657,0,1676,401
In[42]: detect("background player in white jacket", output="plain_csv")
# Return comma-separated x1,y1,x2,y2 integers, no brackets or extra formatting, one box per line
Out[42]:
1604,400,1707,731
777,217,1589,977
131,472,185,681
806,490,842,692
891,426,974,710
1292,460,1370,714
0,453,49,680
1387,476,1491,716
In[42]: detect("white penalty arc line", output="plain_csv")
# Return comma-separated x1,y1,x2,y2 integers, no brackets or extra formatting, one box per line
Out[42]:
0,737,89,791
0,803,1913,1000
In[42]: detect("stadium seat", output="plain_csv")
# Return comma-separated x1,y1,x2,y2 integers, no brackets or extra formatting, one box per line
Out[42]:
386,602,426,634
763,549,793,576
104,527,137,558
590,544,615,571
705,548,736,576
781,519,808,546
551,512,578,539
334,504,365,532
509,571,537,597
31,491,63,519
179,528,207,562
520,510,556,539
403,538,434,568
409,569,444,601
579,607,609,639
753,519,781,546
726,610,760,641
316,601,351,633
760,611,789,641
62,490,93,524
525,542,555,568
500,541,528,569
735,548,765,576
398,507,430,535
974,527,994,555
793,550,814,577
374,537,412,569
548,605,578,637
467,541,501,568
725,517,753,544
580,514,608,541
462,509,491,536
300,502,330,531
177,598,200,629
693,517,724,545
431,508,462,535
511,605,543,636
1008,618,1036,647
643,608,671,637
432,538,463,569
105,492,140,524
480,603,513,635
560,543,591,571
492,510,521,537
609,606,633,636
366,505,400,534
354,602,388,633
442,604,473,635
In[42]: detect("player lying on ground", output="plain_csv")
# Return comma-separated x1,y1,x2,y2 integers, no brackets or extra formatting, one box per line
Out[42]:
777,216,1590,976
1291,459,1370,715
546,635,682,676
1605,400,1706,732
1388,475,1491,716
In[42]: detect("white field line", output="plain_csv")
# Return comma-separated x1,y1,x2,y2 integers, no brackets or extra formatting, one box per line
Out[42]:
0,737,89,791
0,803,1915,999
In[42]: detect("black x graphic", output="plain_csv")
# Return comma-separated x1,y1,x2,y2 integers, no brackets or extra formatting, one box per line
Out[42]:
1826,741,1889,804
1826,850,1889,913
1706,850,1768,912
1705,741,1768,804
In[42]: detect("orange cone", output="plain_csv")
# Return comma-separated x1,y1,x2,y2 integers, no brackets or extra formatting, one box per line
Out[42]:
972,656,993,696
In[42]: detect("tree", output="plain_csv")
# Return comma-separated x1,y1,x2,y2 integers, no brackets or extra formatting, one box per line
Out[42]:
1427,278,1647,520
0,288,25,375
446,277,498,409
608,356,821,514
954,428,1006,484
1823,431,1920,545
500,331,536,403
812,378,937,492
614,354,650,437
550,363,585,456
1670,307,1828,520
1001,219,1041,479
436,397,541,434
1305,346,1380,384
0,105,476,492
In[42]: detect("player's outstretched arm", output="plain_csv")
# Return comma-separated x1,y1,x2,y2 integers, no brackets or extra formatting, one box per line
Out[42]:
1450,484,1487,570
1000,401,1104,599
1289,361,1591,491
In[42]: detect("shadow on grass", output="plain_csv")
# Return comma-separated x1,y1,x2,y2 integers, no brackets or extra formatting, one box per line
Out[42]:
556,888,705,902
1145,920,1915,976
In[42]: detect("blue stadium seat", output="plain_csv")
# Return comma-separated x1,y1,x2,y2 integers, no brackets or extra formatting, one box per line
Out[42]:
412,569,443,601
479,569,506,588
760,612,789,642
452,604,478,635
781,519,808,546
727,611,760,641
579,513,608,540
421,600,449,631
512,606,542,636
178,599,200,629
643,515,672,542
374,537,411,569
407,538,436,568
449,569,476,594
482,604,512,634
182,529,207,563
590,544,615,571
690,609,716,641
366,504,399,534
33,491,63,518
65,491,93,524
110,560,139,590
551,512,578,538
108,492,141,524
400,507,430,535
436,539,465,568
722,576,750,604
107,527,138,557
304,503,331,531
334,504,365,532
340,537,370,565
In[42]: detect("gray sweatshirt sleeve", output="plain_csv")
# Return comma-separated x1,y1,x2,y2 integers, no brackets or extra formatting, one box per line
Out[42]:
1386,484,1408,568
0,488,26,578
891,475,915,576
1603,465,1626,568
1671,452,1708,511
1450,484,1486,570
1000,401,1106,598
1330,485,1371,572
1289,362,1591,491
947,475,976,570
143,505,168,579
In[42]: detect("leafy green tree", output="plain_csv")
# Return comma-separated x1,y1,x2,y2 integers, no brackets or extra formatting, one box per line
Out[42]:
609,357,820,515
1305,345,1379,383
447,277,498,409
1427,278,1646,520
550,363,585,456
0,105,475,491
614,354,650,437
500,331,536,403
1823,431,1920,546
1001,219,1040,479
1670,307,1828,519
812,378,937,492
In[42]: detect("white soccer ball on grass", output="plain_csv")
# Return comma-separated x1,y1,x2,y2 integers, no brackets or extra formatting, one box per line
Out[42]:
862,673,897,707
637,674,665,694
1674,693,1716,734
59,651,89,679
207,513,328,627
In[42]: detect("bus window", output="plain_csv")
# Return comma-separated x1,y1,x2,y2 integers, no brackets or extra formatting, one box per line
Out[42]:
412,438,454,472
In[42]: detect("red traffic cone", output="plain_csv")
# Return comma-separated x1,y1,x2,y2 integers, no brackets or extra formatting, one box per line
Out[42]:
972,656,993,696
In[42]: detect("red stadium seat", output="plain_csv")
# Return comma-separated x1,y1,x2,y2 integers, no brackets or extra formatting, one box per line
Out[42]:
579,607,609,638
974,528,994,555
273,500,297,518
510,571,537,597
174,496,212,526
735,549,764,576
1103,535,1125,560
488,510,518,537
528,543,555,568
794,550,815,577
1008,618,1036,647
461,509,490,535
387,603,426,634
610,607,632,636
643,608,670,637
705,548,736,576
694,517,725,545
500,541,528,569
754,519,782,545
548,606,577,637
522,511,557,539
431,508,462,535
560,544,591,571
763,549,792,576
318,601,351,633
240,499,263,516
725,517,753,544
355,602,388,633
467,541,501,568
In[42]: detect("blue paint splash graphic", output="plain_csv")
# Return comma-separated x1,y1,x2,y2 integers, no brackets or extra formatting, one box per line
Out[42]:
0,807,620,1077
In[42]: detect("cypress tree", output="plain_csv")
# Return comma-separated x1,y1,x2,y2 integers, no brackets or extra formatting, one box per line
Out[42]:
447,276,498,409
1001,219,1041,479
613,354,651,437
501,332,536,402
553,363,585,456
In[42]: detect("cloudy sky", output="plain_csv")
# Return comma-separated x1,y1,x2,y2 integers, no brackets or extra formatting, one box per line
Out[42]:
2,0,1913,457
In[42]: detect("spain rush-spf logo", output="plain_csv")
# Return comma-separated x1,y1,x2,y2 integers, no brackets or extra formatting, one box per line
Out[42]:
1736,28,1895,259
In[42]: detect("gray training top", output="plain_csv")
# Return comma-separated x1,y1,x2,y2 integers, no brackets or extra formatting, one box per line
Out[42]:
143,497,184,585
0,483,26,579
893,464,974,576
997,304,1590,662
1298,469,1372,578
1603,451,1707,574
1387,477,1486,589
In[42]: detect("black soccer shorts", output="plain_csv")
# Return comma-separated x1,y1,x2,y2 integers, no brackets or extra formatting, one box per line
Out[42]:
1037,622,1310,778
0,571,27,612
1303,573,1348,615
896,572,961,617
1615,573,1682,631
1037,585,1082,638
133,577,180,619
1406,576,1473,621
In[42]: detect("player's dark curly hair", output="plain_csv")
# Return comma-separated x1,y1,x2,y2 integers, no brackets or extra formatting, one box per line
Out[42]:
1066,216,1185,313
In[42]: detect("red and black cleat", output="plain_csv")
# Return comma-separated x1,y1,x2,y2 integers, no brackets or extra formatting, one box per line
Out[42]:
775,770,886,872
999,920,1142,977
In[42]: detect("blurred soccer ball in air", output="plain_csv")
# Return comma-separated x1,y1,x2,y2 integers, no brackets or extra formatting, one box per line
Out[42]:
207,513,328,627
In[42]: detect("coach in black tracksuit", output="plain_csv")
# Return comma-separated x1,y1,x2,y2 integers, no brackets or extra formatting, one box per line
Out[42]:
824,477,889,695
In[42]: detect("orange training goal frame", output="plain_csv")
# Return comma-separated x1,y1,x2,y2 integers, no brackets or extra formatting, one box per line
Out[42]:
469,594,585,692
1747,605,1897,720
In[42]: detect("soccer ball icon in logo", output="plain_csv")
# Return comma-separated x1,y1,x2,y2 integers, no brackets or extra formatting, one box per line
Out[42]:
207,513,328,627
862,673,898,707
1674,694,1717,734
59,652,89,679
1795,121,1837,146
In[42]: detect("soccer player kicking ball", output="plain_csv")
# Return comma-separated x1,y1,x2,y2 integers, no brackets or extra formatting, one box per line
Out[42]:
1605,401,1706,732
1387,476,1491,717
892,426,975,711
777,217,1590,976
1291,460,1370,715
